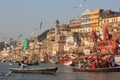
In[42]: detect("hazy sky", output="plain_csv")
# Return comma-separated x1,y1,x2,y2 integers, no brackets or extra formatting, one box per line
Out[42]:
0,0,120,41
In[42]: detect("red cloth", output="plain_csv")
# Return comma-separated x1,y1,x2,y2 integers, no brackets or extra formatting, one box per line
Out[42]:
91,63,96,69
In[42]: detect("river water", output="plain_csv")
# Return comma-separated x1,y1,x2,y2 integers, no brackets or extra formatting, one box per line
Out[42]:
0,62,120,80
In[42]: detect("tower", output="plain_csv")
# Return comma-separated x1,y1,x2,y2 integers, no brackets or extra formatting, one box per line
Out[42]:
55,19,60,34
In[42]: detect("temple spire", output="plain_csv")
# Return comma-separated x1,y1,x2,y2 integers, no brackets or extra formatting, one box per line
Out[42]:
55,19,60,34
103,25,109,40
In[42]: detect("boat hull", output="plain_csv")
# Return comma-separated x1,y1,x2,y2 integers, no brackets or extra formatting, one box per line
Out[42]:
72,67,120,72
9,67,58,74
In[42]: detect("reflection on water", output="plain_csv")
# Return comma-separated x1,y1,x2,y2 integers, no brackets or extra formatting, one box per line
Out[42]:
0,62,120,80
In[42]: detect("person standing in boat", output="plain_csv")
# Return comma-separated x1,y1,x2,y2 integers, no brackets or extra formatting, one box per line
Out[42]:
20,61,28,69
91,62,96,69
78,60,81,68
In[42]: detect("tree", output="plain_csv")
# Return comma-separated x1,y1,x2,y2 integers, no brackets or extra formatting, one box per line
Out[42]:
55,19,60,27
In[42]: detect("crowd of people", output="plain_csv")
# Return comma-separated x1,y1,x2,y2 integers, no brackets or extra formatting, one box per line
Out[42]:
77,52,119,69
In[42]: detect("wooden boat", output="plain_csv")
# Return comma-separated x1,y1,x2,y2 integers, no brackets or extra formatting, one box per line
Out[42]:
72,67,120,72
9,67,58,74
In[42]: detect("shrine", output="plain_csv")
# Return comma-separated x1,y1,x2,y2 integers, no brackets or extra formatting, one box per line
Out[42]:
90,24,118,54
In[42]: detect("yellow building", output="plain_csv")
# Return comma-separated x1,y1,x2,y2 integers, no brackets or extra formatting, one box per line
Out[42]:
89,9,103,32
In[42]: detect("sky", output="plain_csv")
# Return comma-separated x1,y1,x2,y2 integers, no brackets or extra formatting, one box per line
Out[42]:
0,0,120,42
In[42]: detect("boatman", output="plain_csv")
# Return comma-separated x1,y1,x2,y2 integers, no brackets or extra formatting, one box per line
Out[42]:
20,61,28,69
78,61,81,68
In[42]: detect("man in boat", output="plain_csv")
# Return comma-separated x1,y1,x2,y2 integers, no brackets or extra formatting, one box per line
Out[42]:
20,61,28,68
78,61,81,68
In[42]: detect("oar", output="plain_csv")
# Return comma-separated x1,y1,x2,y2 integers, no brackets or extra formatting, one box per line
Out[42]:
4,71,12,76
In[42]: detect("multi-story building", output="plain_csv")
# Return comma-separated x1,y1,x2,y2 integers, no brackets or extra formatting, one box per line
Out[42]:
64,32,76,52
81,9,90,28
100,10,120,39
89,9,103,33
80,9,91,45
46,23,67,55
46,28,55,55
69,16,82,33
